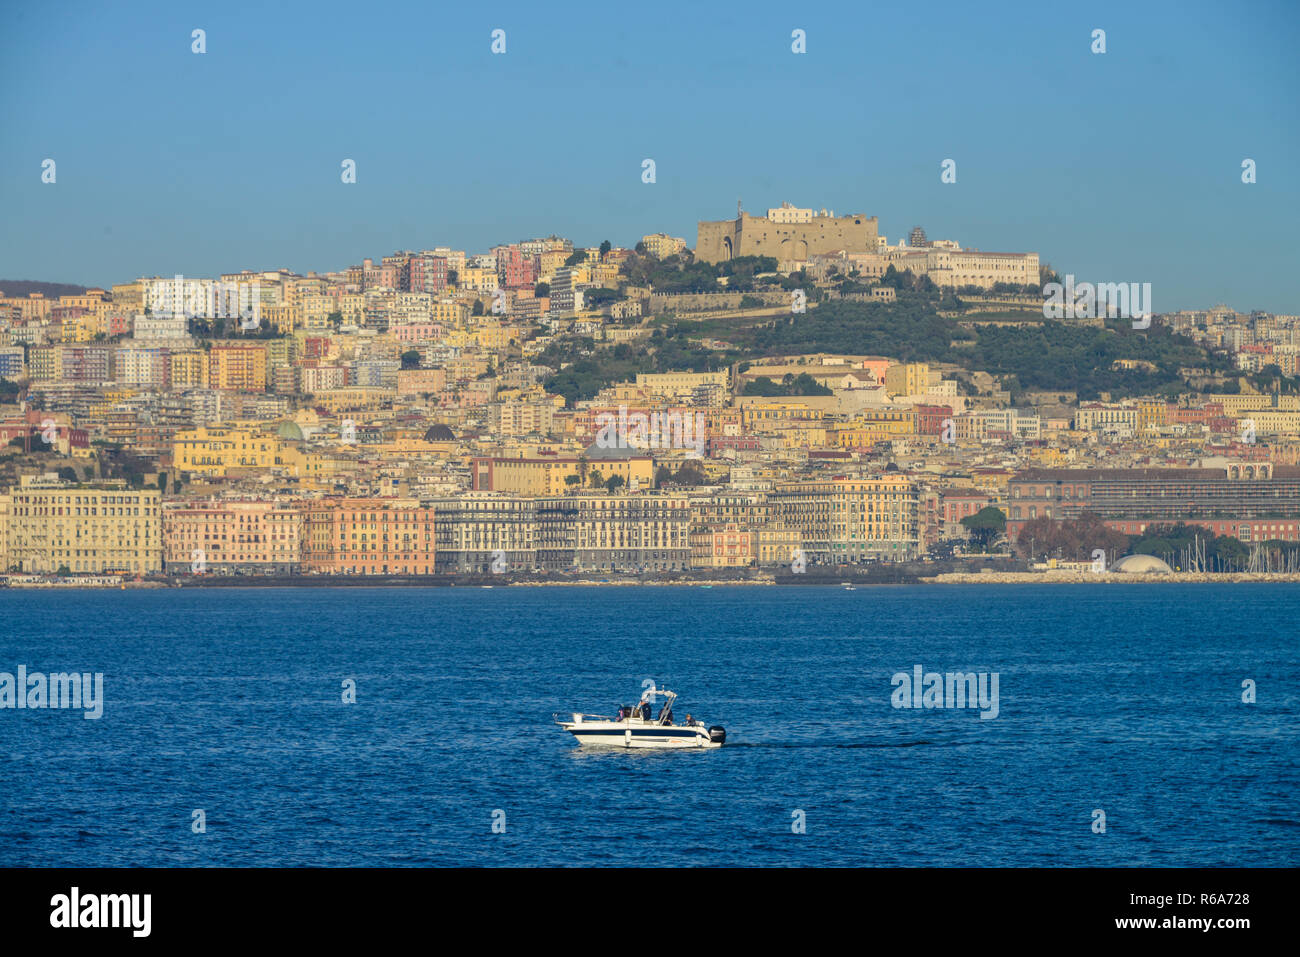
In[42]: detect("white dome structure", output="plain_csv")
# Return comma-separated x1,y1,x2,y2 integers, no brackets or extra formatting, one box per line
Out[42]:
1110,554,1174,574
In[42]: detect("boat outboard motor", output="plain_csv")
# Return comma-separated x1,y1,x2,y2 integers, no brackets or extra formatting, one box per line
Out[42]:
708,725,726,744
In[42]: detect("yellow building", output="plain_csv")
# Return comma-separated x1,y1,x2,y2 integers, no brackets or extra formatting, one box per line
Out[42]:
537,249,570,283
737,396,838,430
776,424,830,449
640,233,688,258
834,409,917,446
59,311,99,343
172,424,333,478
1136,399,1168,433
169,350,209,388
111,281,146,315
1238,410,1300,435
884,362,931,397
472,455,656,495
430,300,469,324
754,524,802,566
208,345,267,391
312,387,392,413
1024,445,1071,467
635,371,729,397
461,266,499,294
1215,394,1300,415
299,294,336,330
470,322,517,350
255,303,299,335
6,474,162,574
58,290,110,313
772,476,920,562
0,492,9,571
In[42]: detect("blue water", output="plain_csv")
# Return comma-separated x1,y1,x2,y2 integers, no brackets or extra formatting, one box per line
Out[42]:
1,585,1296,867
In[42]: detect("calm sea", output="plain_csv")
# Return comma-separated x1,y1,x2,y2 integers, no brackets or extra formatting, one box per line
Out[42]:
1,584,1296,867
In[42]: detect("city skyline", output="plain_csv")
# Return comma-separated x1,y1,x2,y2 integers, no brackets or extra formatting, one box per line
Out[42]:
2,0,1298,312
3,0,1295,918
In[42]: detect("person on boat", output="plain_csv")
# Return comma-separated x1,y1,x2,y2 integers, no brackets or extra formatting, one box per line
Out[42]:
657,701,673,725
685,713,694,727
639,700,652,721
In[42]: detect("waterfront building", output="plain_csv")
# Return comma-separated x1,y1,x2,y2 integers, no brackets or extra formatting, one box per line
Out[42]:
164,499,304,575
772,476,921,562
6,474,162,574
1007,465,1300,542
301,498,435,575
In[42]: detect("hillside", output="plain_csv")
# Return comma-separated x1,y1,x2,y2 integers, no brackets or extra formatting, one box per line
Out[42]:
0,279,91,298
544,293,1235,405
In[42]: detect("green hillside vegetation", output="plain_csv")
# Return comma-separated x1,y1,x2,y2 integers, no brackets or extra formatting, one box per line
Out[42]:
541,278,1232,405
741,373,834,396
0,279,90,298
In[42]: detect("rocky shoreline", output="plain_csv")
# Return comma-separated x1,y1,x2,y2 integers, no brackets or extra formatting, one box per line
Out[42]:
5,569,1300,588
925,571,1300,584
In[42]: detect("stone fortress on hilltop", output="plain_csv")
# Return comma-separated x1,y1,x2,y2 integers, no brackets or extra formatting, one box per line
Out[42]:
695,202,879,265
694,200,1039,289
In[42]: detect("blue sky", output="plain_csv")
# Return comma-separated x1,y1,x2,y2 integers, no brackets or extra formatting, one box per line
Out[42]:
2,0,1296,311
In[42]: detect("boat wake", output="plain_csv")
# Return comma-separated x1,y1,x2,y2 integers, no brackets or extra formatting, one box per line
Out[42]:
726,739,943,749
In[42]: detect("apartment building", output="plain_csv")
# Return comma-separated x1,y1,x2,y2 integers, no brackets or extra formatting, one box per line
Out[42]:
884,363,934,397
208,345,267,392
688,489,773,528
0,493,10,571
164,499,304,575
471,455,655,495
772,475,921,562
753,524,803,566
535,494,691,572
172,424,323,478
639,233,688,258
6,474,161,574
1007,465,1300,543
302,498,436,575
689,523,754,568
429,493,536,573
635,371,729,399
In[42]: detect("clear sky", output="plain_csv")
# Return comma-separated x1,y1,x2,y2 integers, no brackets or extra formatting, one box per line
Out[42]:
1,0,1296,311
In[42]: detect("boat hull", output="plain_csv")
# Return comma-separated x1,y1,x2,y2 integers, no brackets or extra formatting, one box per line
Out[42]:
563,722,721,749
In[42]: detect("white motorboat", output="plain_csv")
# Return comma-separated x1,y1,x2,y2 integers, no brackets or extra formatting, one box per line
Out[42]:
556,688,726,749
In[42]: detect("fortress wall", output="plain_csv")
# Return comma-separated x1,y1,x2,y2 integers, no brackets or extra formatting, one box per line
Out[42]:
696,213,878,264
